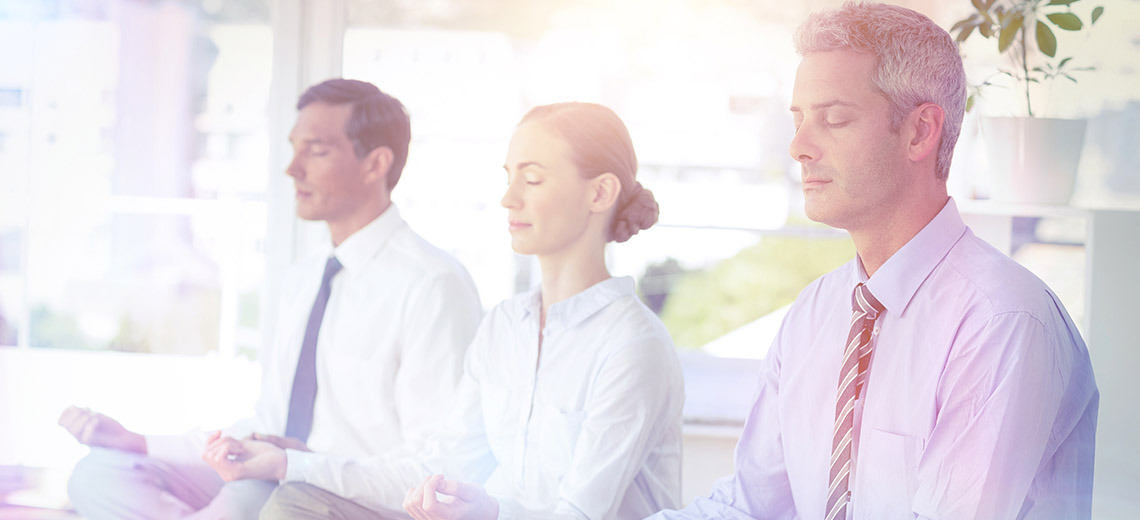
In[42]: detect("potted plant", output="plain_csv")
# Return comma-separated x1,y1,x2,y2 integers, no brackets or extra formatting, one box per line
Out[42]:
950,0,1104,205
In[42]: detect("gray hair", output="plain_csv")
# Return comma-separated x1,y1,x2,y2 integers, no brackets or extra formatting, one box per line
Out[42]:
794,2,966,180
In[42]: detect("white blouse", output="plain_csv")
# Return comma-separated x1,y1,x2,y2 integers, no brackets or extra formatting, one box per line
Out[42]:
286,276,685,520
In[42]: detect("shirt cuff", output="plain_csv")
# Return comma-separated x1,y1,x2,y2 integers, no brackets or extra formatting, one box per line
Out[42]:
283,448,320,483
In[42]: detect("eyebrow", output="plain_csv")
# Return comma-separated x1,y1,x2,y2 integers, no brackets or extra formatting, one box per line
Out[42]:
287,137,330,146
789,100,856,113
502,161,546,172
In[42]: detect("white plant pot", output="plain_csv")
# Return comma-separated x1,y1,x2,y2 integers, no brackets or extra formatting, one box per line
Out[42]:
982,116,1087,206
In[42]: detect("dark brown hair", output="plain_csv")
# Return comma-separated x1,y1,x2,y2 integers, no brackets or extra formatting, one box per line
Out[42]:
297,78,411,189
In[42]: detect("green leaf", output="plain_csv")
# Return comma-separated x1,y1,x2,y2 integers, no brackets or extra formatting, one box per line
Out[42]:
1064,74,1078,83
1046,0,1079,5
1046,12,1083,30
1058,56,1073,67
1036,21,1058,57
971,0,987,11
957,24,977,43
1092,6,1104,24
998,14,1023,52
966,94,975,112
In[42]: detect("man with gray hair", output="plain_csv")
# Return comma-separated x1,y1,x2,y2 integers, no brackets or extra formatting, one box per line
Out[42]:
650,3,1096,519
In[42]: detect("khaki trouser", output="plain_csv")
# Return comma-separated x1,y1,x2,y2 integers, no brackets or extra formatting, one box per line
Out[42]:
259,482,396,520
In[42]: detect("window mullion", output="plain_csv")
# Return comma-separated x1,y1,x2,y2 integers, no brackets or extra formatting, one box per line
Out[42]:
261,0,347,354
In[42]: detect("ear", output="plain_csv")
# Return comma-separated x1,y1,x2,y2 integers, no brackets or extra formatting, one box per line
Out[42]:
907,102,944,165
589,172,622,214
362,146,395,187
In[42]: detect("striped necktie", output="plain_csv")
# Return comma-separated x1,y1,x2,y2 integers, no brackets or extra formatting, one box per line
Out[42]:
284,255,343,443
826,282,885,520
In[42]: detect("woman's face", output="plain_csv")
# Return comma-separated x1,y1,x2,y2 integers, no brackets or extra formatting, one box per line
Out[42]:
501,121,600,258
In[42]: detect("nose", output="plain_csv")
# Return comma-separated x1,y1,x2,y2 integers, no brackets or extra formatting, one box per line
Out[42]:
501,177,521,209
788,123,819,164
285,154,302,179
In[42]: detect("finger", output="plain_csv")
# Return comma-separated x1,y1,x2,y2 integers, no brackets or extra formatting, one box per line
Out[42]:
59,407,90,435
435,478,473,503
402,486,414,510
206,430,222,444
77,413,104,444
205,435,236,455
58,406,81,426
204,438,227,458
205,444,241,481
205,438,239,466
407,478,430,513
422,474,443,511
404,486,426,519
203,440,226,465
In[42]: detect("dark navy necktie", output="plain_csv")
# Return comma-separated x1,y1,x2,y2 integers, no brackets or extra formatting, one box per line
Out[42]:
284,255,342,442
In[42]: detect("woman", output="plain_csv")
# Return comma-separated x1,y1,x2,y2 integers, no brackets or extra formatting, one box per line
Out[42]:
400,102,683,520
210,102,683,520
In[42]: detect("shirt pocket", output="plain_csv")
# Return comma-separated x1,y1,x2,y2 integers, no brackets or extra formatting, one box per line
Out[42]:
536,404,587,480
856,428,924,518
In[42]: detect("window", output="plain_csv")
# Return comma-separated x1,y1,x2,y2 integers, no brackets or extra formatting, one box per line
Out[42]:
0,0,272,470
2,0,1137,506
341,1,861,345
0,0,273,358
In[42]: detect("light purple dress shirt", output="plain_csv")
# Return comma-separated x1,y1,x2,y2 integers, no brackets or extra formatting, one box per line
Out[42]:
652,198,1098,519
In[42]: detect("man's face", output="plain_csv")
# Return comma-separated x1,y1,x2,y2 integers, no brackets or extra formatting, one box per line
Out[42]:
789,50,910,232
285,102,375,223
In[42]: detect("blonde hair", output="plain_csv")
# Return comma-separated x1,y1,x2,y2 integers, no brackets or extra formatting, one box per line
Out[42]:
520,102,659,243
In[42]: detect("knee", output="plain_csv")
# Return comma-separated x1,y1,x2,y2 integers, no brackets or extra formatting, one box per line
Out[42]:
211,479,277,518
259,482,327,519
67,448,135,511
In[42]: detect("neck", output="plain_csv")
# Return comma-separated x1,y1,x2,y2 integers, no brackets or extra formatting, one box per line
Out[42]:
850,188,948,278
328,197,391,247
537,240,610,323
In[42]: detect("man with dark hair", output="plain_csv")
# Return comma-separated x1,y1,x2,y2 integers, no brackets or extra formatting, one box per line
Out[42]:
59,78,483,519
651,3,1096,519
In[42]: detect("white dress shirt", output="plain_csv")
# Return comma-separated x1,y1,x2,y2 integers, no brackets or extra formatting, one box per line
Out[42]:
651,198,1097,519
286,276,685,520
146,205,484,481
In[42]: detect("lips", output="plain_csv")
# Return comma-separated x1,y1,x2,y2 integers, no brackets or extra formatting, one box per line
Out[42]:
801,164,833,188
507,220,531,232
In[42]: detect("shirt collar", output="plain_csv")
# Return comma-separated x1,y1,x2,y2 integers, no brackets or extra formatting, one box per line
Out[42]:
855,197,967,317
330,204,405,274
512,276,637,333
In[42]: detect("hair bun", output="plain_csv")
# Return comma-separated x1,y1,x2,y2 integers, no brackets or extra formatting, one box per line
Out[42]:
611,183,659,243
